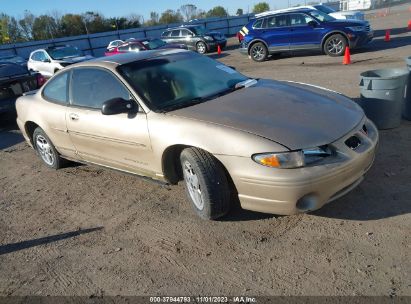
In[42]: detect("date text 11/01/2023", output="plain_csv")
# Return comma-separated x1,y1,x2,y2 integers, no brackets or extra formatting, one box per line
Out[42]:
149,296,257,303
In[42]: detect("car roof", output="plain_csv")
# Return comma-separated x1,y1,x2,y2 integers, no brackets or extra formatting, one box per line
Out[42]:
69,49,189,69
255,7,313,18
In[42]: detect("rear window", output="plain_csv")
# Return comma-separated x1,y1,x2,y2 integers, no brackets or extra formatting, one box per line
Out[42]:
42,71,69,104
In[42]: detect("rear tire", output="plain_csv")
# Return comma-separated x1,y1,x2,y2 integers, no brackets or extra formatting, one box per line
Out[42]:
323,34,347,57
180,148,230,220
249,42,268,62
33,127,65,169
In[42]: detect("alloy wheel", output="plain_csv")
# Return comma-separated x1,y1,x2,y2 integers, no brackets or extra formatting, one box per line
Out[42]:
183,160,204,210
35,135,55,166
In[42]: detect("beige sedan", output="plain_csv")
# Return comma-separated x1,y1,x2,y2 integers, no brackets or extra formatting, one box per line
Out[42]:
16,50,378,220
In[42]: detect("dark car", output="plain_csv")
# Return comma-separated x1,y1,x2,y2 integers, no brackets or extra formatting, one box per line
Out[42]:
105,38,187,56
0,54,27,68
161,25,227,54
0,62,46,115
240,8,373,62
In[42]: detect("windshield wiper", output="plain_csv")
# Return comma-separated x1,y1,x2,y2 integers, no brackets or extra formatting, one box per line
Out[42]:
159,97,208,112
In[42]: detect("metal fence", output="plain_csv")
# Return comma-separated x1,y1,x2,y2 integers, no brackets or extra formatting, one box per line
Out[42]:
0,14,255,59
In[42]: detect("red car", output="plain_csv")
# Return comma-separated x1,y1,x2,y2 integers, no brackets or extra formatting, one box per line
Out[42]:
105,38,187,56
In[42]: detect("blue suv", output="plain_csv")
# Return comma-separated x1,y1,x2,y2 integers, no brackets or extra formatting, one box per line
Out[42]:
239,8,373,62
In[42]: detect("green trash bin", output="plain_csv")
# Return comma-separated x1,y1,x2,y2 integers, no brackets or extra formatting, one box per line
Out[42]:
358,68,409,129
404,56,411,120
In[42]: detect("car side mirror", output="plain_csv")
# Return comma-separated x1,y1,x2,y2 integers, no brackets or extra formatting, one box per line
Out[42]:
308,21,318,27
101,98,136,115
43,58,51,63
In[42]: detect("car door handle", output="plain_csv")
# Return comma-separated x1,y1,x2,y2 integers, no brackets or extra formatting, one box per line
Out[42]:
69,113,79,121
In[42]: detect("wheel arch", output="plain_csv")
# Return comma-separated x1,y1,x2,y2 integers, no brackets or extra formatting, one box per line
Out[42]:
321,31,350,50
247,39,269,54
24,121,41,146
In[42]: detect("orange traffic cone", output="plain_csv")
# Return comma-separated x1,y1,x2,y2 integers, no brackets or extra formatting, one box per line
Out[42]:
343,46,351,65
217,45,222,55
408,20,411,31
384,29,391,42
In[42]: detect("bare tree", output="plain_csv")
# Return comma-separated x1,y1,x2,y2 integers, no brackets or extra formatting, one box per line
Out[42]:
180,4,198,21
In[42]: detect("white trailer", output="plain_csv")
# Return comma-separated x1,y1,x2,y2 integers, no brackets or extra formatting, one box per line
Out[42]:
339,0,375,11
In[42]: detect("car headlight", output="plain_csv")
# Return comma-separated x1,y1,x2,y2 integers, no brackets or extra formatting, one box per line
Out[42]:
253,146,332,169
253,151,304,169
347,26,365,32
204,35,214,41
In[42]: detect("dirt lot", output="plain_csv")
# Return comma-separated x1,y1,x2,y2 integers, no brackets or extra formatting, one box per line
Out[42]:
0,6,410,297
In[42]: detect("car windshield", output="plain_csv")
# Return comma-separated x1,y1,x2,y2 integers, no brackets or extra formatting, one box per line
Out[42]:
190,26,207,35
47,46,82,60
118,52,248,112
308,9,336,22
141,39,167,49
313,5,336,14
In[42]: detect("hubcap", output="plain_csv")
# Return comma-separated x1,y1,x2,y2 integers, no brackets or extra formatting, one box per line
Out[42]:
183,161,204,210
35,135,55,166
327,38,344,55
197,43,206,54
251,45,265,61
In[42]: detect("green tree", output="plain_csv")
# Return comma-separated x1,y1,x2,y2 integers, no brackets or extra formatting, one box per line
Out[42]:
60,14,86,37
236,8,244,16
159,9,183,24
253,2,270,14
145,11,159,26
32,15,58,40
206,6,228,18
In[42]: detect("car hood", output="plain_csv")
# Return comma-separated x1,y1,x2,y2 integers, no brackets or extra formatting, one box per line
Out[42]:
58,55,94,63
170,79,364,150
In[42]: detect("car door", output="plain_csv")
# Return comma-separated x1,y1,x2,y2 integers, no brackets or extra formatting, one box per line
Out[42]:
180,29,195,49
288,13,323,50
255,15,291,52
66,67,153,175
40,71,77,158
37,51,55,77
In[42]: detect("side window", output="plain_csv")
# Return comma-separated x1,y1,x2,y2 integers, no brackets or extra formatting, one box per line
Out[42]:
289,14,310,26
118,45,130,51
38,51,48,61
42,72,69,104
180,29,190,37
162,31,171,37
253,19,264,29
31,52,40,61
171,30,181,37
267,15,288,28
129,44,143,51
71,68,130,109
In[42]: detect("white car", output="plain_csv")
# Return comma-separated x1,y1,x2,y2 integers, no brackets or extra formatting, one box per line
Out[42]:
106,39,124,51
27,45,93,77
256,4,365,21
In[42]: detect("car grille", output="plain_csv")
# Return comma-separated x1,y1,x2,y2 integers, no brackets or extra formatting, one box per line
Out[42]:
365,25,371,32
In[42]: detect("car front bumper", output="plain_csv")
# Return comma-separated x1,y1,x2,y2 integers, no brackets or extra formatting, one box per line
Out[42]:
349,31,374,48
216,117,378,215
207,39,227,50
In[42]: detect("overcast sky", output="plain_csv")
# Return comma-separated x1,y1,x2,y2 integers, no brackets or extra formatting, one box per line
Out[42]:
1,0,310,18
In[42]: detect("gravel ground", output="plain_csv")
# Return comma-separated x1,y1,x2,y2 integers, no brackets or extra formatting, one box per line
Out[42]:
0,6,410,297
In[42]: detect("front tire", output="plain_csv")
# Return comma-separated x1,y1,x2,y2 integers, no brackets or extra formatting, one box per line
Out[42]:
33,127,65,169
180,148,230,220
249,42,268,62
196,41,207,54
323,34,347,57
